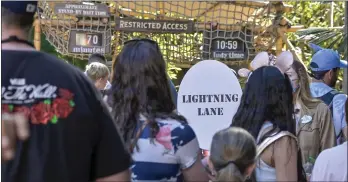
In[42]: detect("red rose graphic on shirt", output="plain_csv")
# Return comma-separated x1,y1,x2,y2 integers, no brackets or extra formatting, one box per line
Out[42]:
52,98,73,118
14,106,31,118
30,102,53,124
59,88,74,100
2,104,10,113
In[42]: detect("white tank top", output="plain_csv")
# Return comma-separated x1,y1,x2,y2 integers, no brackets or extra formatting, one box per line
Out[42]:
255,121,277,181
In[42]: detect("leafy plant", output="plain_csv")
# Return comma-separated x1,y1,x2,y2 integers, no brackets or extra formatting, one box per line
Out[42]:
285,1,346,90
35,31,181,81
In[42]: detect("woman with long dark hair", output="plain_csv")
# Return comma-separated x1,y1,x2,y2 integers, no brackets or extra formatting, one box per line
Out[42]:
109,39,208,181
231,66,307,181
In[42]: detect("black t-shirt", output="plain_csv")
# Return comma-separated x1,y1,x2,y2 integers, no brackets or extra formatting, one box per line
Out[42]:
1,50,131,182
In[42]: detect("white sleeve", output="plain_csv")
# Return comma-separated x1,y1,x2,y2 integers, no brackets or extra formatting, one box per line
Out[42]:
172,124,200,169
310,152,326,181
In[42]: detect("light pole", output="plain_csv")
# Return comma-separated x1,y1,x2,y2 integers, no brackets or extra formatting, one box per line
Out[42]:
344,1,348,94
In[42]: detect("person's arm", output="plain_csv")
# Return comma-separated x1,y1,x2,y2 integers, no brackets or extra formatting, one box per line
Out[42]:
183,153,209,182
274,136,298,181
84,78,131,181
1,113,29,161
318,104,337,150
96,170,131,182
343,126,348,140
92,109,131,181
174,124,209,181
333,94,347,140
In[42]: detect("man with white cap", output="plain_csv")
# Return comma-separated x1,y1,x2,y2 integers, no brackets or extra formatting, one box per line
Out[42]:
309,43,348,144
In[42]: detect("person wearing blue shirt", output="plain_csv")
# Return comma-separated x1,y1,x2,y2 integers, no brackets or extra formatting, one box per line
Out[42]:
309,43,348,144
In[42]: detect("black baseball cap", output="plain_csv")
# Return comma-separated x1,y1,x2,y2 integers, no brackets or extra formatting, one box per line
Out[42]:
88,53,107,64
2,1,37,15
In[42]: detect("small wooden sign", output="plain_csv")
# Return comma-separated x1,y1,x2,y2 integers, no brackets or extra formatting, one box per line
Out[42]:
68,30,111,54
203,31,250,60
54,3,109,17
115,18,195,33
211,39,245,59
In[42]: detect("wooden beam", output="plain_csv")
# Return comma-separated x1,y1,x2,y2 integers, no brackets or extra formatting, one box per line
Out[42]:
34,19,41,51
287,25,305,32
196,2,220,19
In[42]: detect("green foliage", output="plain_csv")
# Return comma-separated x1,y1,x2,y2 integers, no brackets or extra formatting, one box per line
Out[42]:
167,62,182,80
37,32,181,81
285,1,346,90
285,1,345,58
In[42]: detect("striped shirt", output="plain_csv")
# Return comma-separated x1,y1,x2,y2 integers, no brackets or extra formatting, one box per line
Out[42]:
131,116,199,181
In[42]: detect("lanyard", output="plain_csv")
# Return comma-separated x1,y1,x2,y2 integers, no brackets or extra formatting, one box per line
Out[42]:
1,36,35,48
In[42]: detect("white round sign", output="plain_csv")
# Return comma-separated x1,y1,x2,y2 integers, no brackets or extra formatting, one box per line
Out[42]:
177,60,242,150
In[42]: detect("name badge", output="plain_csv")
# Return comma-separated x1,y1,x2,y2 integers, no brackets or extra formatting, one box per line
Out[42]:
301,115,312,124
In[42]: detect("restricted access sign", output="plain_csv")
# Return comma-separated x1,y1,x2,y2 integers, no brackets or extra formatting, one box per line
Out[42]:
177,60,242,150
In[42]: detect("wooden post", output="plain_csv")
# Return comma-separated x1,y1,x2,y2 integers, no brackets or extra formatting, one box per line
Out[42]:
110,32,119,82
275,36,283,56
329,2,334,27
33,19,41,51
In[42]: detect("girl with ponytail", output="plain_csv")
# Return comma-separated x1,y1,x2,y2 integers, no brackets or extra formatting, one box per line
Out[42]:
208,127,257,182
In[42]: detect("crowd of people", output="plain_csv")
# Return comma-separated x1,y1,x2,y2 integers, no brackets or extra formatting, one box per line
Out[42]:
2,1,348,182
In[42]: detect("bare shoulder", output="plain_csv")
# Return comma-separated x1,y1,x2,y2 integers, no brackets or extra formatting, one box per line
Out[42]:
274,135,297,152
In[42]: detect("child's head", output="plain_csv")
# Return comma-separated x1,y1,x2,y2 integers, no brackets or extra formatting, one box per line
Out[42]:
209,127,256,182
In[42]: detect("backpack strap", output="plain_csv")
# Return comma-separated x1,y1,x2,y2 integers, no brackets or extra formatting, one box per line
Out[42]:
319,90,341,110
318,89,343,140
257,131,297,157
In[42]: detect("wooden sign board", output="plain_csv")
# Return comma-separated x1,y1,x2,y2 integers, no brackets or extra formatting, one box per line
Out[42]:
54,3,109,17
115,18,195,33
68,30,111,54
203,31,251,60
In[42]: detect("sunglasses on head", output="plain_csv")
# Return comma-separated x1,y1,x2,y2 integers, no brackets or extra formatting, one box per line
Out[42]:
124,38,160,50
124,38,157,45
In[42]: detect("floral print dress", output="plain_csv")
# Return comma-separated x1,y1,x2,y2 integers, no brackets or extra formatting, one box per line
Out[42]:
131,115,199,181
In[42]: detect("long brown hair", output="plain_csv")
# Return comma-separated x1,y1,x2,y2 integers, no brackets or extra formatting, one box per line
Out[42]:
292,60,321,115
109,40,186,151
